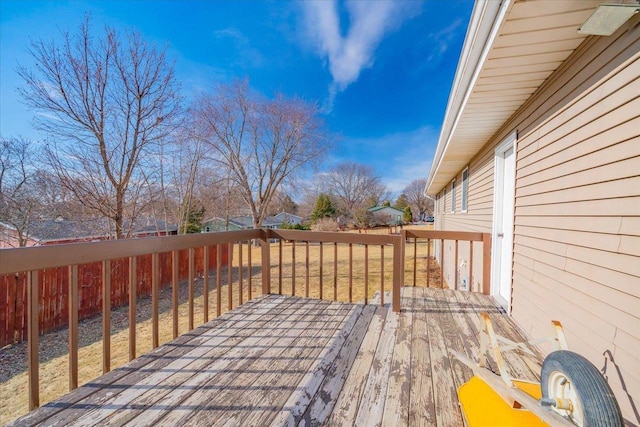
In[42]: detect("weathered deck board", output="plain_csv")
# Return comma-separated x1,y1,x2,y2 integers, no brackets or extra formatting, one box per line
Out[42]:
353,302,398,426
424,291,465,427
328,304,389,425
408,287,437,427
11,288,545,427
381,287,413,427
298,304,377,425
12,295,278,427
64,296,298,427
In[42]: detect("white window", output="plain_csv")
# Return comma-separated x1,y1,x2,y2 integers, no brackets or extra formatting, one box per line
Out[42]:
462,167,469,213
450,179,456,213
443,188,447,213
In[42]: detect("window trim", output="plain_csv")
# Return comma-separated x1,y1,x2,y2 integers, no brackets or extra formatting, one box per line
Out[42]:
461,166,469,213
450,179,456,213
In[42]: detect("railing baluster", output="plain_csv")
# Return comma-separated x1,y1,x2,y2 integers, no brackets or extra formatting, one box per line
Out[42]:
319,241,323,300
392,235,403,313
333,242,338,301
152,253,159,348
203,246,209,323
128,256,136,361
28,270,39,410
440,239,444,289
364,245,369,305
427,238,431,287
292,240,296,296
228,242,233,311
217,244,222,317
455,240,459,290
413,238,417,286
247,241,252,300
278,239,283,294
380,245,384,307
349,243,353,303
261,234,271,295
188,247,195,331
68,264,78,390
238,241,243,305
305,241,310,298
469,241,474,292
172,250,179,339
483,233,492,294
102,259,111,373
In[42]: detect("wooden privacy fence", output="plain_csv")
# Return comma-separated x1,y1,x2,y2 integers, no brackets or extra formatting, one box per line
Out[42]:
0,246,228,348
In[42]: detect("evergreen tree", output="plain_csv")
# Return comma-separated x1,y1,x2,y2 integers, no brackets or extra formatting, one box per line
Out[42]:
403,206,413,223
395,193,410,210
311,193,336,221
183,205,205,234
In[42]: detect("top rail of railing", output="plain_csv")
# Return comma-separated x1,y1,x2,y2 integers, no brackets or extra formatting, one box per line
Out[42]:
403,229,487,241
267,229,400,245
0,229,263,275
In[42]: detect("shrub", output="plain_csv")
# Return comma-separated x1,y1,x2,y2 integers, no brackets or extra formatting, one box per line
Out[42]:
310,218,339,232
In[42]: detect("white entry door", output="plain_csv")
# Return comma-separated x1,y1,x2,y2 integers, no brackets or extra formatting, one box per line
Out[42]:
491,132,516,309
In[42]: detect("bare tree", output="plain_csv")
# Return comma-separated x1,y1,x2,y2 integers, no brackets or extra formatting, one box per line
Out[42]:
0,137,42,247
146,133,206,234
18,17,181,238
268,191,298,216
322,162,389,218
404,178,433,220
192,80,330,228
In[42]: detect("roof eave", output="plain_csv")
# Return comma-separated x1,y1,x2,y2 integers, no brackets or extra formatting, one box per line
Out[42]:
425,0,511,195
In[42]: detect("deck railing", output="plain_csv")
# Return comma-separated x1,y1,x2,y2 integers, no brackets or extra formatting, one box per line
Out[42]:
0,227,490,415
402,229,491,293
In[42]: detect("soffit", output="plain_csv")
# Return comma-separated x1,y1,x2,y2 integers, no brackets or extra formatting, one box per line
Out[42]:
426,0,602,194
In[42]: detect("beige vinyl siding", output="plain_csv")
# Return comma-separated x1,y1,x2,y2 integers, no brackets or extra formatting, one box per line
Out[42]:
511,20,640,422
439,134,496,233
436,15,640,422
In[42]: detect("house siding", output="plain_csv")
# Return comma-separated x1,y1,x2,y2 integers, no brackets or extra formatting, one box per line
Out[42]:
436,17,640,422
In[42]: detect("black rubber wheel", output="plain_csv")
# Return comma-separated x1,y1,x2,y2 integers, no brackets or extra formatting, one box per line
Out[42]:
541,350,623,427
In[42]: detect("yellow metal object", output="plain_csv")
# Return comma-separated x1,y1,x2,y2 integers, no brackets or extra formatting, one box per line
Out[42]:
459,376,549,426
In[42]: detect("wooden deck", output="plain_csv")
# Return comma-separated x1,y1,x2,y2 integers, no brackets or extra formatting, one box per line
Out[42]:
11,287,544,426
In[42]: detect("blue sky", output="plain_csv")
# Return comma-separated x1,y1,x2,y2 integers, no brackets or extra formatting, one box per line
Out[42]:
0,0,473,195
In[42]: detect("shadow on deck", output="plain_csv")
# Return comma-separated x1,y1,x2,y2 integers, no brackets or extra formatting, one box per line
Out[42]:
11,287,543,426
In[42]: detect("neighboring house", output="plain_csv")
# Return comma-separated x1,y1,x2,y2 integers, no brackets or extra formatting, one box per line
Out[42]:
367,206,404,226
0,217,177,247
269,212,303,226
202,215,282,233
425,0,639,423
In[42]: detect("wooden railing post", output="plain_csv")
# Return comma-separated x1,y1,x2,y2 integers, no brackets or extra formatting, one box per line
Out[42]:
68,264,78,390
152,253,159,348
188,248,195,331
102,259,111,374
28,270,39,410
203,246,209,323
482,233,492,295
128,256,137,361
261,229,271,295
392,234,404,312
172,250,179,339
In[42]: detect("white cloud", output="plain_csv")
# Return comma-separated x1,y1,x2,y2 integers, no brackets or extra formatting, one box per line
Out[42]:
425,19,463,63
301,0,421,110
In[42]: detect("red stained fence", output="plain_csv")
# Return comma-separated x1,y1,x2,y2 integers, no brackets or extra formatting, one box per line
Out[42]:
0,246,228,348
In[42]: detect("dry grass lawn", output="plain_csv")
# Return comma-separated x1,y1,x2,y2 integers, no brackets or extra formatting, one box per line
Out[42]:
0,225,438,424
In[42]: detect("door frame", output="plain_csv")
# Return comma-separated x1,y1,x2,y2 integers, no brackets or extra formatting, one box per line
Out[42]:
491,130,517,311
